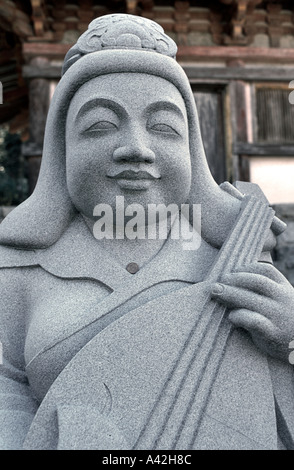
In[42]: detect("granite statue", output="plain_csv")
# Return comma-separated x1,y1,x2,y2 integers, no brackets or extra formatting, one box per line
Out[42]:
0,14,294,450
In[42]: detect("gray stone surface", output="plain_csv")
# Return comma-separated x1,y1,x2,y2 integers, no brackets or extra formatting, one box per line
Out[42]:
0,14,293,451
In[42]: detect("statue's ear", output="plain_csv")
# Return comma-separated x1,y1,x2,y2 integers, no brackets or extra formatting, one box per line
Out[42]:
220,180,287,264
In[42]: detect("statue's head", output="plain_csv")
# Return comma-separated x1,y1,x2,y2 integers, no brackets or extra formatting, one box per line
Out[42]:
0,14,240,249
66,72,191,219
63,14,202,223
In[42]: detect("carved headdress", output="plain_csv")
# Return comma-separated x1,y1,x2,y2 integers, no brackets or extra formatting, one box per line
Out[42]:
0,14,242,249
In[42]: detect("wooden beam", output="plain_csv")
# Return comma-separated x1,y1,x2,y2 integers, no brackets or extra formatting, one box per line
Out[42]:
21,62,294,83
22,42,294,66
22,64,62,78
234,143,294,156
23,42,71,61
21,43,294,82
177,46,294,64
183,65,294,82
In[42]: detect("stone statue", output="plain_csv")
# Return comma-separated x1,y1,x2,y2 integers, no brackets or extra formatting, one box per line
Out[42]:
0,14,294,450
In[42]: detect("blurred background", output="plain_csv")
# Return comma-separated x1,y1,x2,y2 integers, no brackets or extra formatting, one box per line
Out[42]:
0,0,293,283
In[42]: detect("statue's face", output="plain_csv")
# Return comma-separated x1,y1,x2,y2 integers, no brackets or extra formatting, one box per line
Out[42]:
66,73,191,219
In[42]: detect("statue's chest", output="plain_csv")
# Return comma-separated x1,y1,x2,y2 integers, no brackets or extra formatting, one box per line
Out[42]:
24,274,277,449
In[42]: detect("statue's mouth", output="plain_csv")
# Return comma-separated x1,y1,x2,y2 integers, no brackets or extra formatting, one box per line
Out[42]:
107,169,161,180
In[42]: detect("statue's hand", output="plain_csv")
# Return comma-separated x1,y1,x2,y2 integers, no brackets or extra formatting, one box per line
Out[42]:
211,262,294,363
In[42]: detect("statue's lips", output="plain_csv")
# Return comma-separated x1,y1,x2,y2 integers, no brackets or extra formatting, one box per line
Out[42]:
107,170,161,180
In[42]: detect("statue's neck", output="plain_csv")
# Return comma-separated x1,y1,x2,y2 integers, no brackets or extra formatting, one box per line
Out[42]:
81,214,171,269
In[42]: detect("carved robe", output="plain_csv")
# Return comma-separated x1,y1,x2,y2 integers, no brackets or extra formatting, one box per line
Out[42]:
0,213,293,450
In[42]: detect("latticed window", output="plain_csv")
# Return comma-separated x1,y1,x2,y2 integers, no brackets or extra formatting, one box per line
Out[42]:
256,88,294,143
242,85,294,204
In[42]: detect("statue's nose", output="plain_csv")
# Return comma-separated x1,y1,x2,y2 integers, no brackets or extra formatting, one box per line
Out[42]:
112,126,155,163
113,145,155,163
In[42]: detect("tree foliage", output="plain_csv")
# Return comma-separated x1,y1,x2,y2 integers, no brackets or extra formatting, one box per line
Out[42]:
0,127,28,205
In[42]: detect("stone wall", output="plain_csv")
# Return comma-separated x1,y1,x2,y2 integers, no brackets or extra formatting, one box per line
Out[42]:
0,204,293,286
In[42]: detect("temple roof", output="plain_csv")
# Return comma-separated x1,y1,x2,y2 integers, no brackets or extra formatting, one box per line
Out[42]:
1,0,294,131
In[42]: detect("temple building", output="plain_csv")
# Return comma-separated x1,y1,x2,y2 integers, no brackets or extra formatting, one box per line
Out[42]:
0,0,294,282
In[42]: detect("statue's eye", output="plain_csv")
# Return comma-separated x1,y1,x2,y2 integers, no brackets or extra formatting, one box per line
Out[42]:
86,121,118,131
150,123,179,135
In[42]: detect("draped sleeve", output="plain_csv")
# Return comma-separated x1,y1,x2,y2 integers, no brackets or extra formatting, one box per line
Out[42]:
0,264,39,449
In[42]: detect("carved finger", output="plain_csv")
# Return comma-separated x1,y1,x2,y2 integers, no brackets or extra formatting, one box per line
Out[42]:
210,282,276,313
234,262,288,285
221,272,281,298
228,308,280,342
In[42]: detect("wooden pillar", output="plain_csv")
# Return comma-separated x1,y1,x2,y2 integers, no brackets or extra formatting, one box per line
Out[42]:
267,3,283,48
174,1,190,46
229,79,253,182
22,57,51,194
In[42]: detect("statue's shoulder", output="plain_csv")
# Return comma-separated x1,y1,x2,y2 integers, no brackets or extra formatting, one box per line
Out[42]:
0,244,37,269
0,245,38,307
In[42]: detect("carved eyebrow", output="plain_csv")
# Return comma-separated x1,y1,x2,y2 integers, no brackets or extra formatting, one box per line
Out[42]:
75,98,126,123
145,101,185,119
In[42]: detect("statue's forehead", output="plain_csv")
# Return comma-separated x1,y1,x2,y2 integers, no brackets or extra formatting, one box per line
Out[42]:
69,72,187,116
